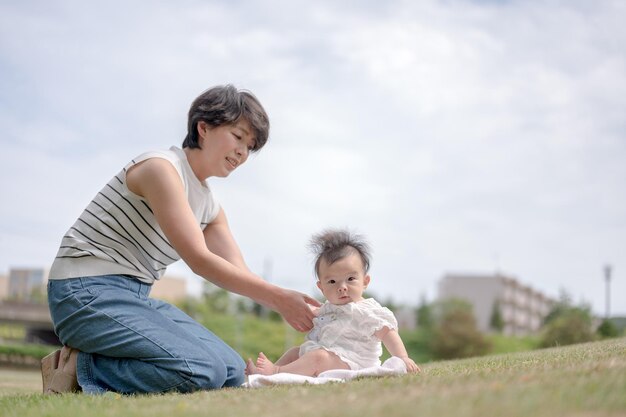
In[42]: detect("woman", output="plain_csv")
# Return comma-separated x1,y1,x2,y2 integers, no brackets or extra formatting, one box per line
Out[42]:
42,85,320,394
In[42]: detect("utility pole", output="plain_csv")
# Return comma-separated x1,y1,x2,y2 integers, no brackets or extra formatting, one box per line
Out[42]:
261,257,273,319
604,264,612,319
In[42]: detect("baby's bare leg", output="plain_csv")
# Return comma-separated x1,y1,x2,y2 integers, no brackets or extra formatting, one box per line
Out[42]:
279,349,350,376
275,346,301,366
248,349,350,377
247,347,300,376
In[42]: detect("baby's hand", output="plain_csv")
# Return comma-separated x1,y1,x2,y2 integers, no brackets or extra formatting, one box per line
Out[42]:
400,357,421,373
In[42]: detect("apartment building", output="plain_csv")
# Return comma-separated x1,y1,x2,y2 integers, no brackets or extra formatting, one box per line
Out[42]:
151,275,188,302
1,268,187,303
0,273,8,300
438,273,555,335
6,267,49,301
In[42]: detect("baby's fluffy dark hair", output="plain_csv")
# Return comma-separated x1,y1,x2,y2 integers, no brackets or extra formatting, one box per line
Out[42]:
309,228,371,278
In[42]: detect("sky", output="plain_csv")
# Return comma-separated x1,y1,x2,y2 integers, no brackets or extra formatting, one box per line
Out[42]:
1,0,625,316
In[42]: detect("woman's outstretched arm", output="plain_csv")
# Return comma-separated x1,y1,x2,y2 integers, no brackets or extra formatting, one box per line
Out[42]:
126,157,320,331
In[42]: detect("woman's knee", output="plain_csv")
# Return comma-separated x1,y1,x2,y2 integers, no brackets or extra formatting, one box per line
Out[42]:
180,351,245,391
223,357,246,388
185,367,227,391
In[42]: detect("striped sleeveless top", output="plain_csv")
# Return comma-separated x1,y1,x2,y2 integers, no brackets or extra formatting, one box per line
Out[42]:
48,146,220,284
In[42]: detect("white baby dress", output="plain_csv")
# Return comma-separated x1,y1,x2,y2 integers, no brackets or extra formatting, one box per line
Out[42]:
299,298,398,369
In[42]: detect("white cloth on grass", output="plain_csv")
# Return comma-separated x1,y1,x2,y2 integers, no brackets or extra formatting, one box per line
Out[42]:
243,356,407,388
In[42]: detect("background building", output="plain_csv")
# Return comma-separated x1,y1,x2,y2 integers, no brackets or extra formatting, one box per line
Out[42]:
6,267,49,302
151,275,188,303
395,306,417,330
438,273,555,335
0,273,8,300
0,268,188,303
0,269,188,346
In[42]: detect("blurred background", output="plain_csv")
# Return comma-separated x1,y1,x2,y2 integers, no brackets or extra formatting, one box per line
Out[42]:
0,0,625,367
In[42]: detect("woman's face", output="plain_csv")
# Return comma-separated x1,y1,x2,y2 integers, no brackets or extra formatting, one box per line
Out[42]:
194,119,256,179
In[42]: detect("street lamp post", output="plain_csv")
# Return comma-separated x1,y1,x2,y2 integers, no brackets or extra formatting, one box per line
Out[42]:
604,264,612,319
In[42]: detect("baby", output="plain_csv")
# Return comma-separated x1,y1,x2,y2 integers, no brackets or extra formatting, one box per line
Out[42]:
246,228,420,376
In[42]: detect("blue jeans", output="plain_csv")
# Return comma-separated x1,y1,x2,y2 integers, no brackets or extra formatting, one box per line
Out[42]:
47,275,245,394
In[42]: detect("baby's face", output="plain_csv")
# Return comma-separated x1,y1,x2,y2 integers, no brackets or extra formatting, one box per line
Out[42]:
316,253,370,305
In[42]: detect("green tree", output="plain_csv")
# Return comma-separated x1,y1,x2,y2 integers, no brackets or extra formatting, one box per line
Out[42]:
430,299,491,359
540,292,596,347
489,300,504,333
416,294,433,330
543,288,575,326
597,318,619,338
28,285,48,304
203,287,231,314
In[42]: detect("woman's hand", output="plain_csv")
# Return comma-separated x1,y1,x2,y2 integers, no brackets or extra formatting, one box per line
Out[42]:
275,288,321,332
308,304,321,317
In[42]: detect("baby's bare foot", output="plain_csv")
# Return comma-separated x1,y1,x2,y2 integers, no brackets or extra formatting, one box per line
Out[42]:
245,358,257,375
254,352,279,375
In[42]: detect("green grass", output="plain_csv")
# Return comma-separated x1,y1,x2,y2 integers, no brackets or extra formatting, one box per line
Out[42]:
197,313,306,361
0,343,56,360
1,337,624,417
0,343,57,368
488,333,540,354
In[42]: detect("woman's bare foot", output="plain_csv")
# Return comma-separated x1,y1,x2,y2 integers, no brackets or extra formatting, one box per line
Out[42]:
246,352,280,375
42,345,80,394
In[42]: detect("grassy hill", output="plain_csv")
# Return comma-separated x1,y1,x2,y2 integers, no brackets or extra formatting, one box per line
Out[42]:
1,337,624,417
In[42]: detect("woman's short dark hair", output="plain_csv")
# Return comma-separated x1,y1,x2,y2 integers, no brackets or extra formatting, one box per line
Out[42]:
309,228,372,278
182,85,269,152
